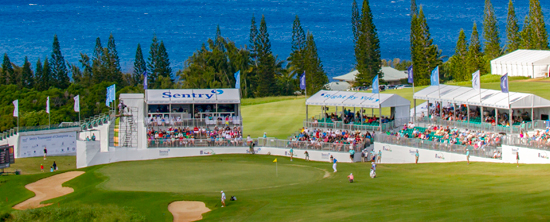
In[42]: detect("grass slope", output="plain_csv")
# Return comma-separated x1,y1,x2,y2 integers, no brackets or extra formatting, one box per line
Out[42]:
4,155,550,221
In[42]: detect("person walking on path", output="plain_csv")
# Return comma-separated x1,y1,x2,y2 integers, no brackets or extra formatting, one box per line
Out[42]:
40,164,44,172
304,151,309,161
516,150,520,167
332,158,338,173
289,148,294,161
221,191,226,207
43,146,47,160
415,150,419,164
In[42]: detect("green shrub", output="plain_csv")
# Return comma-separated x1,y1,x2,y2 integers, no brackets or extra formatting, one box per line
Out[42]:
8,204,145,222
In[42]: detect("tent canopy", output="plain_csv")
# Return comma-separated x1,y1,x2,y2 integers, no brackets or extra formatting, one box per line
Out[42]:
306,90,410,108
146,89,240,104
490,49,550,78
332,67,407,82
413,85,550,109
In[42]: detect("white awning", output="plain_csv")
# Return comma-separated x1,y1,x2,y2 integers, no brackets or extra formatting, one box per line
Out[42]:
413,84,550,109
306,90,410,109
146,89,240,104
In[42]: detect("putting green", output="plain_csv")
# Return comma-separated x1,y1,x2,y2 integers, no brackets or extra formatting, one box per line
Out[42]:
97,156,325,193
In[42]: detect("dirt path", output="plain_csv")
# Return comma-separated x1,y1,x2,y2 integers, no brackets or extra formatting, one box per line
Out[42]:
168,201,211,222
13,171,85,210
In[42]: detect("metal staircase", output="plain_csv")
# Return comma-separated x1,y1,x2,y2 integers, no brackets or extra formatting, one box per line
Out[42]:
120,107,138,147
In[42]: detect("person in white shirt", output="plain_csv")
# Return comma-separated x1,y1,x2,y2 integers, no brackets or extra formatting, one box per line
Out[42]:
221,191,226,207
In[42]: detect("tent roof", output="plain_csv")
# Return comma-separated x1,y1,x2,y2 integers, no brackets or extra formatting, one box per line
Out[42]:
145,89,240,104
306,90,410,108
491,49,550,65
413,85,550,109
325,81,351,91
332,67,407,82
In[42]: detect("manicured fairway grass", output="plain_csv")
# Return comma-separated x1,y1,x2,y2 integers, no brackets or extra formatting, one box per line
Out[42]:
4,155,550,221
3,156,76,175
97,156,324,193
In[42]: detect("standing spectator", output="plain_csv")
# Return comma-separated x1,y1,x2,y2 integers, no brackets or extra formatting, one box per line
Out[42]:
304,151,309,161
92,134,96,141
370,162,377,178
263,132,267,146
516,150,520,167
349,148,355,162
221,191,226,207
43,146,47,160
332,158,338,173
466,149,470,165
40,164,44,172
415,150,419,164
377,150,382,163
53,161,57,171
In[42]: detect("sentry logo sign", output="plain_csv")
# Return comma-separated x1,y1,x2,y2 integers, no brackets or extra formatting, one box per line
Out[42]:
162,90,223,99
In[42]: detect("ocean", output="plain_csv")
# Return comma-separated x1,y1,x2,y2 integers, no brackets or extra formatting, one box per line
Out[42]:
0,0,548,80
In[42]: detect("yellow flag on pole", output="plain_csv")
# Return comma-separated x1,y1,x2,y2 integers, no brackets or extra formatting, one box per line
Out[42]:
273,158,277,163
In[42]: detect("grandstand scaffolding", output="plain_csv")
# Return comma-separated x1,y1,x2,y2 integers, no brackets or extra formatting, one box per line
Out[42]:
120,107,138,147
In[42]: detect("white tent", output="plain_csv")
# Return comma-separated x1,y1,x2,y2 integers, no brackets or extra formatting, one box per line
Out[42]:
306,90,410,120
491,49,550,78
413,85,550,109
412,85,550,124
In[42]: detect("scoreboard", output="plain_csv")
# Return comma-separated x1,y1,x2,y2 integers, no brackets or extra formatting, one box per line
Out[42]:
0,145,15,169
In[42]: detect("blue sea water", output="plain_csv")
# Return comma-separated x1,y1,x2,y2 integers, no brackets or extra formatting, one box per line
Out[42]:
0,0,548,80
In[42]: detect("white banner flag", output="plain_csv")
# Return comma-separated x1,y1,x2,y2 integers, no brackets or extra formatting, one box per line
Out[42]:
46,96,50,114
74,95,80,112
472,70,480,91
13,100,18,117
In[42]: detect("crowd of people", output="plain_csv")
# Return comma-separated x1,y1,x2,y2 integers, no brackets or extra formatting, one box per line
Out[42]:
309,109,393,126
147,125,243,147
515,128,550,148
146,114,240,127
288,127,374,151
423,102,531,127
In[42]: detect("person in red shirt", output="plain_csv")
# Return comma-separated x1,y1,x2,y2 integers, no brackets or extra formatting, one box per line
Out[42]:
40,164,44,172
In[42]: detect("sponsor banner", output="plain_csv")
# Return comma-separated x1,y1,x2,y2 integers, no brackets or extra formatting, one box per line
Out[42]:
19,132,76,158
146,89,240,104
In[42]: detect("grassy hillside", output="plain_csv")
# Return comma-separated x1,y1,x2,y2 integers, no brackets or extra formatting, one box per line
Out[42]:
3,155,550,221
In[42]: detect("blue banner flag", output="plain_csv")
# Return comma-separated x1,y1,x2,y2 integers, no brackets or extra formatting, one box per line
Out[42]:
430,66,439,86
472,70,480,91
143,71,148,90
407,65,413,84
106,84,116,107
500,74,509,93
234,70,240,89
372,75,379,94
300,72,306,90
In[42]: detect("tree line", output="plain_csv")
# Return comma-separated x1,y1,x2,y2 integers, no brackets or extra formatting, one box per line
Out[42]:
0,15,329,131
410,0,549,83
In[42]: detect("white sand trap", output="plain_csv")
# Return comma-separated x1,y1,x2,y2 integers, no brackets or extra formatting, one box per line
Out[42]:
13,171,85,210
168,201,211,222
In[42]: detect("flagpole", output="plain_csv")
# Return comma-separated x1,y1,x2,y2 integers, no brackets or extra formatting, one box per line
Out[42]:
276,161,278,177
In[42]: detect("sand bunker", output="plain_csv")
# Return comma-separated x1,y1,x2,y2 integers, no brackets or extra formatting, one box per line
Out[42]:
168,201,211,222
13,171,85,210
